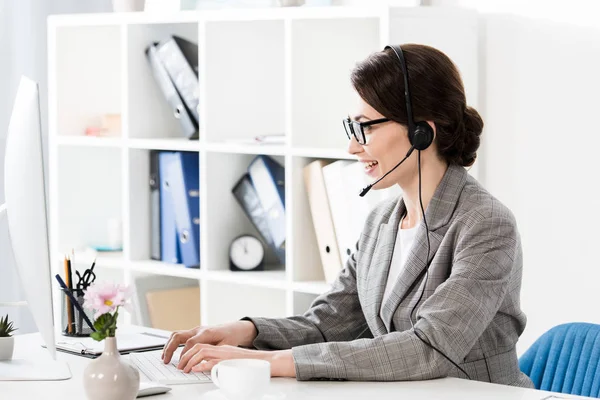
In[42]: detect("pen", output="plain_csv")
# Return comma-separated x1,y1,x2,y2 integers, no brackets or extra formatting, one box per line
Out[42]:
64,256,73,334
55,274,95,332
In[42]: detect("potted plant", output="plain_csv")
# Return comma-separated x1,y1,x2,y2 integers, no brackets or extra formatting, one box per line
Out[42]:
0,314,17,360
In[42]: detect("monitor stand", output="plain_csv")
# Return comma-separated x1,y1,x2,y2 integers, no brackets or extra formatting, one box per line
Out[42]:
0,358,71,381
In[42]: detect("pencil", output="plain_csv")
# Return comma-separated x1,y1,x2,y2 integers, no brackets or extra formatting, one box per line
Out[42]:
64,255,73,334
66,255,76,334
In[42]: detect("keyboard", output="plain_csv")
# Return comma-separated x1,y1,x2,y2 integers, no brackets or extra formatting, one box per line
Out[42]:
128,351,212,385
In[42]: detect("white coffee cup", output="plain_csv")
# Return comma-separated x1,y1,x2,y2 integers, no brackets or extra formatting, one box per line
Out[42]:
211,359,271,400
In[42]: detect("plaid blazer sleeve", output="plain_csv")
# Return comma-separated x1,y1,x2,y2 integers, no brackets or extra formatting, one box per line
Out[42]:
242,252,370,351
291,212,520,381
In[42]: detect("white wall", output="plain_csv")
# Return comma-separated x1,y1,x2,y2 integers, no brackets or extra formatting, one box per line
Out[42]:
0,0,112,334
480,13,600,354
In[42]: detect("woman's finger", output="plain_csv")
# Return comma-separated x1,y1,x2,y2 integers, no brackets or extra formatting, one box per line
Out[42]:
192,359,218,373
183,347,216,373
177,343,205,370
162,331,183,363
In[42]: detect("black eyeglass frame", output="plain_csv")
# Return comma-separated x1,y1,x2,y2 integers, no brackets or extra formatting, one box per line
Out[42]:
343,117,390,145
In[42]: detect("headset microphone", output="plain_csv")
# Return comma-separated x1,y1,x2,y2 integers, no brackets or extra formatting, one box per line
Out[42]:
359,146,415,197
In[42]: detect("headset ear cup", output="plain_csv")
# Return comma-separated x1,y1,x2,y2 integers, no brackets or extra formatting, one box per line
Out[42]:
412,122,434,151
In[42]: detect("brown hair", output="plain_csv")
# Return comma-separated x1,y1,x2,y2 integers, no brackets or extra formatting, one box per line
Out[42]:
350,44,483,167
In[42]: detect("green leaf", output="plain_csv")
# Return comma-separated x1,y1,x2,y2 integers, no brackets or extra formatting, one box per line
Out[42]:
91,331,106,342
0,314,16,337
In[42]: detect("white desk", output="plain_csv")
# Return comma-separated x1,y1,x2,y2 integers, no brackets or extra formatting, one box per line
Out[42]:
1,331,592,400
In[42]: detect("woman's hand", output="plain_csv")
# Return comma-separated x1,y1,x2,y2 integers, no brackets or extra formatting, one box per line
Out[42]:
177,344,296,378
161,321,258,364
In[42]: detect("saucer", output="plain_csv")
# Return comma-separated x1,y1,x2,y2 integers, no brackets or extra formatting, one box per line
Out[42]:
201,388,286,400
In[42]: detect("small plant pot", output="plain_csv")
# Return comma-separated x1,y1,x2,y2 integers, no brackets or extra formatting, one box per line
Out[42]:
0,336,14,361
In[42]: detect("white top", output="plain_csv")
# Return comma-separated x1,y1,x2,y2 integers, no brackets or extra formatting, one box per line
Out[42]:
3,330,588,400
381,217,418,313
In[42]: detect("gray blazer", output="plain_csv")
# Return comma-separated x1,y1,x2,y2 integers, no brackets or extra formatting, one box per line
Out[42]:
244,164,534,388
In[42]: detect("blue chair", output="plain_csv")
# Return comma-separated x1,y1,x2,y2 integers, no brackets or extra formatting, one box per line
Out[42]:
519,323,600,398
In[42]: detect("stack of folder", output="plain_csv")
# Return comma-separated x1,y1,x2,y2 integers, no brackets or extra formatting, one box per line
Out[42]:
304,160,401,283
145,35,199,140
231,155,286,265
150,151,200,268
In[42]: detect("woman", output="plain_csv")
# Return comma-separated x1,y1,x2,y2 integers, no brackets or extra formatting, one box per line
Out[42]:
161,44,534,388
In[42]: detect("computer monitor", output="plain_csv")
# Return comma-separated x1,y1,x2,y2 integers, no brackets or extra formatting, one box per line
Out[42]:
0,76,71,380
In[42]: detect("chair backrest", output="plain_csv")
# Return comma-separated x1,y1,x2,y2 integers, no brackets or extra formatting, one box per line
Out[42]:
519,323,600,398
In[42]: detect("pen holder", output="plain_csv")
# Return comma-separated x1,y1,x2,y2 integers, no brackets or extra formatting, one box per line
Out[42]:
60,288,94,337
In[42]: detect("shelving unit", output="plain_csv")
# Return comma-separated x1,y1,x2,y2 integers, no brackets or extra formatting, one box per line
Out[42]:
48,5,479,328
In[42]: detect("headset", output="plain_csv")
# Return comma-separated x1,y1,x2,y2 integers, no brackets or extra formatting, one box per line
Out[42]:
385,45,434,152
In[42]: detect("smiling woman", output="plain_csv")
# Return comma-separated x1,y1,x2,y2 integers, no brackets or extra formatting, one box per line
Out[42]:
161,43,533,389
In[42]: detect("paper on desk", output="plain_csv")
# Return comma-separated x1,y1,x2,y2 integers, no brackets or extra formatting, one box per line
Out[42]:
50,331,169,356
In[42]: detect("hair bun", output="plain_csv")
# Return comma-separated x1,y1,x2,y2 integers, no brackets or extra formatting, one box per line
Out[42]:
459,106,484,167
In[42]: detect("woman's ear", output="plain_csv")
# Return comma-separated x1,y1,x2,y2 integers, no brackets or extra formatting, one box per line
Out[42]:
426,120,436,138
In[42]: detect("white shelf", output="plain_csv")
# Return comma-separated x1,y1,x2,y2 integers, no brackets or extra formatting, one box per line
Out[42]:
48,10,200,27
205,270,287,290
56,136,123,148
127,138,200,151
205,142,287,156
48,6,480,327
292,280,332,295
59,250,126,270
291,147,356,160
128,259,202,279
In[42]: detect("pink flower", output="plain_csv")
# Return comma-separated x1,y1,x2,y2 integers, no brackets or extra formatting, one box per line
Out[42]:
83,282,132,319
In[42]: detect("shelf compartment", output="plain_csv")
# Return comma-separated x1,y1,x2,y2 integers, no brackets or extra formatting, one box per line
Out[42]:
204,282,286,326
126,149,200,264
204,19,285,143
126,22,199,140
56,147,123,254
55,25,122,138
204,152,286,272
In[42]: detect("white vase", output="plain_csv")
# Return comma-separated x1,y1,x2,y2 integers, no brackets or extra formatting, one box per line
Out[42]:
83,337,140,400
0,336,14,360
112,0,146,12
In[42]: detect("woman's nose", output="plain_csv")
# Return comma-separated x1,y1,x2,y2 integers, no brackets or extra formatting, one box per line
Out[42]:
347,135,363,155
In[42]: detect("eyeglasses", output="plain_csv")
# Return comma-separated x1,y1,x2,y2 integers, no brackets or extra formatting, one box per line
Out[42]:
343,117,390,145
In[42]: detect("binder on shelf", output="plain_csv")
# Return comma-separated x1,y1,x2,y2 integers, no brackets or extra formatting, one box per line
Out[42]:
322,160,359,266
232,173,285,265
165,152,200,268
155,35,200,128
158,152,180,264
303,160,342,284
145,43,198,140
150,150,161,261
248,155,286,252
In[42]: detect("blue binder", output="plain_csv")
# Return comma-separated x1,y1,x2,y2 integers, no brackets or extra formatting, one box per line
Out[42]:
248,155,285,249
165,152,200,268
158,152,180,264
